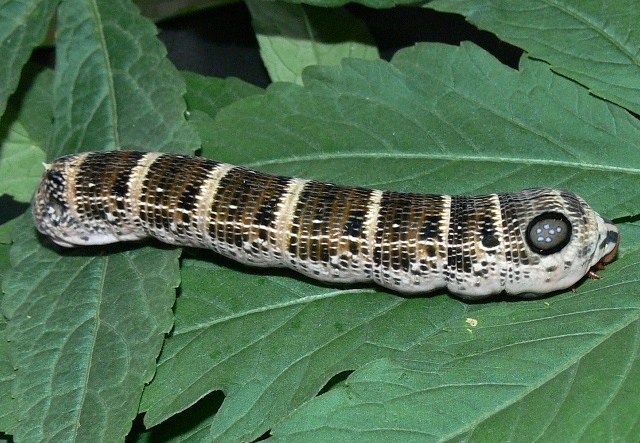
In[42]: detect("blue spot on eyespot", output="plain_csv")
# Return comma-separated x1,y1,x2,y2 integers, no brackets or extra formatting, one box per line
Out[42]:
526,212,571,254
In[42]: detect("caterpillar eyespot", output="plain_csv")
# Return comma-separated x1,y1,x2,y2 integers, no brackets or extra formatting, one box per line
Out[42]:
32,151,620,299
525,212,572,255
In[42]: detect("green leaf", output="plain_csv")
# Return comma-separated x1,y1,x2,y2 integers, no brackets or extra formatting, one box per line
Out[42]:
427,0,640,116
182,71,265,160
270,249,640,441
4,64,54,148
50,0,199,159
0,0,57,116
140,43,639,441
182,72,264,153
142,255,466,441
260,0,422,8
183,71,264,120
134,0,229,21
0,128,45,203
0,218,16,245
201,42,640,218
0,240,14,432
0,64,51,208
0,329,14,434
246,2,379,84
1,214,180,442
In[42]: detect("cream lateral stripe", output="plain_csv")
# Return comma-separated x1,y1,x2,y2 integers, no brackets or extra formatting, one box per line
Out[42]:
488,193,503,245
275,178,309,254
364,189,383,260
439,194,452,260
66,152,90,213
487,192,508,288
197,162,236,245
126,152,164,219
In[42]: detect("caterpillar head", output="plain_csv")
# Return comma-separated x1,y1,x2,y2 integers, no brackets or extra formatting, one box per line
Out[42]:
505,189,619,296
32,157,82,247
32,153,143,247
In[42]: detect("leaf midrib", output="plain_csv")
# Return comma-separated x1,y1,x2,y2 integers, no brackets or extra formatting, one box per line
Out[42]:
89,0,119,149
243,152,638,175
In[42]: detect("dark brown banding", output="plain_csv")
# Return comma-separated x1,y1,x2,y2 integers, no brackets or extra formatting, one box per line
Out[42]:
418,214,440,241
447,195,473,277
109,152,146,199
375,191,446,276
447,194,502,283
249,174,292,245
75,151,145,224
137,154,216,236
290,181,372,268
498,192,525,267
208,166,292,252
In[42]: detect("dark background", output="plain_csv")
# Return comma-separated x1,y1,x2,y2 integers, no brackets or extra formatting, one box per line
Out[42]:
154,4,521,87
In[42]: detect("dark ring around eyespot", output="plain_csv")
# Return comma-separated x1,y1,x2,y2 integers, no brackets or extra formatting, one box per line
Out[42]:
525,212,572,255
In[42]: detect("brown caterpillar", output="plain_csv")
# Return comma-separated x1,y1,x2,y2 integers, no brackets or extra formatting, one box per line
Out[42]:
32,151,619,299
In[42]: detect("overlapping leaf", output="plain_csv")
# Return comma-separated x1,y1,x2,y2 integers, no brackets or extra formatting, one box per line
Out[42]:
0,64,51,205
142,255,465,441
3,64,53,148
140,43,640,441
258,0,420,8
268,239,640,441
1,1,199,441
246,2,379,84
0,129,45,203
2,215,180,442
0,240,13,432
427,0,640,116
0,65,52,435
0,0,57,115
200,42,640,218
183,72,264,120
49,0,198,158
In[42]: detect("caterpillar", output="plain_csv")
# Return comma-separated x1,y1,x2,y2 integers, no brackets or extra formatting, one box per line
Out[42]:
32,151,619,299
